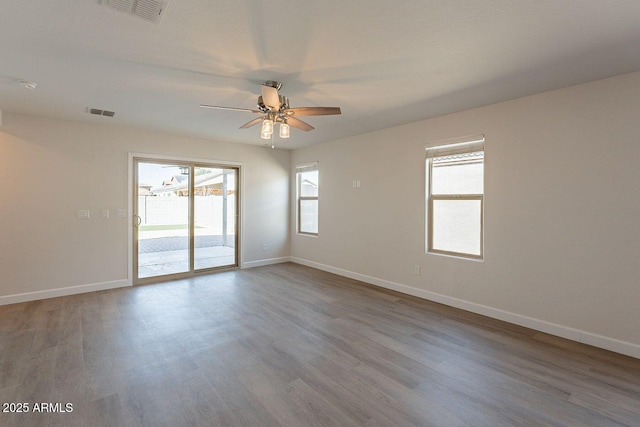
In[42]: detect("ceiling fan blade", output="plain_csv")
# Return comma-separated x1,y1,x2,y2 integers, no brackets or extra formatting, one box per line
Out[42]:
287,117,315,131
239,117,264,129
284,107,342,116
200,105,261,113
261,85,280,111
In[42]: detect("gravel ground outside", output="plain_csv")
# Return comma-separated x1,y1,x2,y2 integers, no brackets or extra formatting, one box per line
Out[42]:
139,235,235,253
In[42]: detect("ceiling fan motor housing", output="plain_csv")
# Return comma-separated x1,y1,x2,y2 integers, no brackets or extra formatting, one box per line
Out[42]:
257,95,289,113
263,81,283,90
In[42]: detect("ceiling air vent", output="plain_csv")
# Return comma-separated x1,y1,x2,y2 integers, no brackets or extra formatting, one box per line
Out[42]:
101,0,168,24
87,108,116,118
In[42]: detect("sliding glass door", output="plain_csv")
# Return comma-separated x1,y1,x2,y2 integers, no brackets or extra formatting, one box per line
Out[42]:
193,166,237,270
134,159,239,283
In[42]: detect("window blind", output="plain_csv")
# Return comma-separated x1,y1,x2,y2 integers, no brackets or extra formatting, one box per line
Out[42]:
295,162,319,173
426,135,484,159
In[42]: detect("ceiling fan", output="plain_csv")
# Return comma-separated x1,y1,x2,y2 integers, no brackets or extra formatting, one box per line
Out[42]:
200,81,341,144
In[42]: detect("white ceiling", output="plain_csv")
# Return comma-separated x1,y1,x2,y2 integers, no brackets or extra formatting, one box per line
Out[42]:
2,1,640,149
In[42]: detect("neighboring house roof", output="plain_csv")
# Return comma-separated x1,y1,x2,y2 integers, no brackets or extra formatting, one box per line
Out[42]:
161,175,188,186
151,171,235,195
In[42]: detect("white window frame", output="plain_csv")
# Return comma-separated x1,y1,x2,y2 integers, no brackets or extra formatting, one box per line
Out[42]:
426,135,485,260
296,163,319,236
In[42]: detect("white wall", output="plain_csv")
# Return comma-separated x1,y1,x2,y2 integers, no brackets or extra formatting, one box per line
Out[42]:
290,71,640,356
0,114,289,300
2,72,639,357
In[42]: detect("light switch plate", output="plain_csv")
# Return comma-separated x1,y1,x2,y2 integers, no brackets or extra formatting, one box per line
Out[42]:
101,209,110,219
78,209,90,219
117,209,127,218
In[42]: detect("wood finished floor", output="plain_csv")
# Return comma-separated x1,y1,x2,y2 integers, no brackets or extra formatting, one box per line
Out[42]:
1,263,639,427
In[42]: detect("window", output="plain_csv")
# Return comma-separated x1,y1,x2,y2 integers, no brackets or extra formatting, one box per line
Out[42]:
426,136,484,259
296,163,319,235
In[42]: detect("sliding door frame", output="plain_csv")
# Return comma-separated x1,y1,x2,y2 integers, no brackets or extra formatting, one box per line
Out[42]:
128,153,243,285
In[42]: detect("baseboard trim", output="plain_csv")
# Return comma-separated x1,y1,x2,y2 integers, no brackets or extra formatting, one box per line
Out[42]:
242,256,291,269
0,279,131,306
0,256,293,305
290,257,640,359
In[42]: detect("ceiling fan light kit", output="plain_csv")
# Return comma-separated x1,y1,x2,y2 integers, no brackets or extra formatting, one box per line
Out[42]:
200,81,341,147
260,118,274,139
279,121,290,139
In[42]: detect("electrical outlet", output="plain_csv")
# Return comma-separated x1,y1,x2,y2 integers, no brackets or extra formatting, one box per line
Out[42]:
414,265,421,276
262,243,268,251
